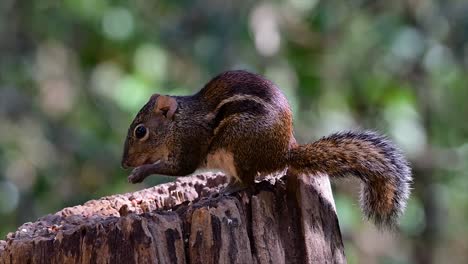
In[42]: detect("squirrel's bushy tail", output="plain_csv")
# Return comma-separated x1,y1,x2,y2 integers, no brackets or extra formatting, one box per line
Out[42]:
288,131,412,228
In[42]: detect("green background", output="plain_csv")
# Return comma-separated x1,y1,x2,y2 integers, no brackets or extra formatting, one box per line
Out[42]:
1,1,467,263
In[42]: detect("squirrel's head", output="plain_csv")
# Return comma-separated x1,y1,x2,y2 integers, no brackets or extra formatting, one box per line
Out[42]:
121,94,178,169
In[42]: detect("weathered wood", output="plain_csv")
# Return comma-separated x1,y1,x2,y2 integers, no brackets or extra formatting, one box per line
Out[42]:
0,172,346,264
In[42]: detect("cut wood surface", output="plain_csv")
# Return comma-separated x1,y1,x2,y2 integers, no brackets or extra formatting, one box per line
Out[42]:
0,172,346,264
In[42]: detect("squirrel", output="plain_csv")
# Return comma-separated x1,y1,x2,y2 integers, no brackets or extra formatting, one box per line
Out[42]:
121,70,412,228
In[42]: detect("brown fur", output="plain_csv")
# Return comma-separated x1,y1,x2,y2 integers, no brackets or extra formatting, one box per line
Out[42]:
288,131,411,227
122,70,411,228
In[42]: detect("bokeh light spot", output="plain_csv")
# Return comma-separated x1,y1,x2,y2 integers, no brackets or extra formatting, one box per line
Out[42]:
102,7,134,41
0,181,19,213
113,76,152,112
133,44,167,82
249,4,281,57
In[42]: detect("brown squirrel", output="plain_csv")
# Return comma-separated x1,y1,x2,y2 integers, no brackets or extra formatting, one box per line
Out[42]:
121,70,412,228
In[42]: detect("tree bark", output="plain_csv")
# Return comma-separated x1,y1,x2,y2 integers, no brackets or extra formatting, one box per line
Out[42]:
0,171,346,264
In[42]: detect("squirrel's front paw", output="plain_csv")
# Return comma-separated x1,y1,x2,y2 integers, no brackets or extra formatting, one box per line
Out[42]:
128,167,145,183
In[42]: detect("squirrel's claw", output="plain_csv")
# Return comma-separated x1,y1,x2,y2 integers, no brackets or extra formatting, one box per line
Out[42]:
220,181,248,196
127,160,162,184
127,166,148,183
128,169,145,183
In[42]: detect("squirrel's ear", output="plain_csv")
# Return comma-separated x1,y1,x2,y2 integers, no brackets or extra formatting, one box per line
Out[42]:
155,95,178,120
150,93,160,101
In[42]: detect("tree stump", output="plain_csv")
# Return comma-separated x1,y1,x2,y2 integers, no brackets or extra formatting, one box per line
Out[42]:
0,171,346,264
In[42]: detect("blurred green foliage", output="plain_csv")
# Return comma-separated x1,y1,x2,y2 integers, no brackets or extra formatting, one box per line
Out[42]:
1,0,467,263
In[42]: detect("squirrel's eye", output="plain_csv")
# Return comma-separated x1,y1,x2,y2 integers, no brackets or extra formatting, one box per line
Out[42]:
134,124,148,140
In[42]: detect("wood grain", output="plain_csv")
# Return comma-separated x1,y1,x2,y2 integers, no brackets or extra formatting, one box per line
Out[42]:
0,171,346,264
